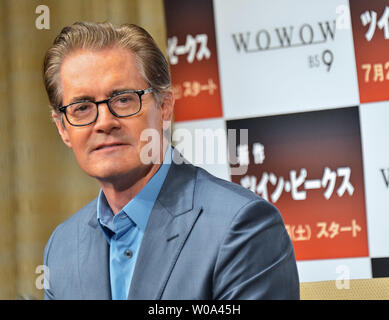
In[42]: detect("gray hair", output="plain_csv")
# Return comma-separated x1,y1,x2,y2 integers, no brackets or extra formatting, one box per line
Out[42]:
43,21,170,113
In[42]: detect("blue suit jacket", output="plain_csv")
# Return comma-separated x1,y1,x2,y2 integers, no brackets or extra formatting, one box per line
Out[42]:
43,151,299,299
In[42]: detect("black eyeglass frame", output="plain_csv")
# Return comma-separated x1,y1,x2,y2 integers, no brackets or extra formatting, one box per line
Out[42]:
58,87,154,127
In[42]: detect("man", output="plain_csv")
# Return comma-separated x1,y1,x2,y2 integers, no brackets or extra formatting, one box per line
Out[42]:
42,21,299,300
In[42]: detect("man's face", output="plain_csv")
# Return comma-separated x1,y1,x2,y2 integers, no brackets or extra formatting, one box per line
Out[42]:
53,47,173,182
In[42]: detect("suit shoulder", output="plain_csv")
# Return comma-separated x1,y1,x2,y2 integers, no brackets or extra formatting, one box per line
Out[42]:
195,166,260,204
62,197,97,227
192,166,282,225
45,198,97,244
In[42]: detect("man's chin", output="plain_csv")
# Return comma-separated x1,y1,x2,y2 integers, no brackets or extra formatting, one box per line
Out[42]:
87,168,134,181
84,162,155,185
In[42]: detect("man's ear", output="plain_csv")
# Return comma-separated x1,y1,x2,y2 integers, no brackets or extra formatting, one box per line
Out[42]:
160,90,175,131
52,111,72,149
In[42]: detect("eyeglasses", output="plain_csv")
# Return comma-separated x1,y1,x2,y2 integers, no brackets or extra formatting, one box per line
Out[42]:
58,87,153,127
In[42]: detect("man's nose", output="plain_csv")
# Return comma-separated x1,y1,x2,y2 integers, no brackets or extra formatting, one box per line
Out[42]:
93,102,121,133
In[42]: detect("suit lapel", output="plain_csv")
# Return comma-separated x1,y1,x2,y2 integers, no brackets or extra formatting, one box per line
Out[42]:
128,155,202,299
78,202,111,299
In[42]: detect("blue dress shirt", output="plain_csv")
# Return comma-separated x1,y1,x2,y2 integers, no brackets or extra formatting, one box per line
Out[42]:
97,145,172,300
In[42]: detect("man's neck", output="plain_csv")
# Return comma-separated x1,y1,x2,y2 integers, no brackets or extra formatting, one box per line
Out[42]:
98,162,162,215
98,142,169,215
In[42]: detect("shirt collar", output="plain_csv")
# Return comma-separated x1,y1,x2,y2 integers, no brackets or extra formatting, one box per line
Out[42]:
121,144,172,232
97,144,172,234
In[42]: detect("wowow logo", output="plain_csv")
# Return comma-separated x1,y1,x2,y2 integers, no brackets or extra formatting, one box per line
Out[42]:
231,20,336,53
231,18,339,72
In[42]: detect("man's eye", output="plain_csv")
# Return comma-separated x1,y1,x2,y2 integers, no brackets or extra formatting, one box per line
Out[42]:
117,95,136,104
119,97,130,103
74,104,91,112
113,94,137,106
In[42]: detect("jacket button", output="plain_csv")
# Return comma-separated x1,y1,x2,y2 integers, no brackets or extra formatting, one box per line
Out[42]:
124,250,132,258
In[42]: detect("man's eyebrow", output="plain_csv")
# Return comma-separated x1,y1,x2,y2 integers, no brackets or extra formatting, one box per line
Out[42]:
68,88,133,104
69,95,95,104
109,88,133,97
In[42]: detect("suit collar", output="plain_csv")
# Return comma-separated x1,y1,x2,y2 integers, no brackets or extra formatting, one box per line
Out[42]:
128,150,202,299
156,147,196,216
78,200,111,299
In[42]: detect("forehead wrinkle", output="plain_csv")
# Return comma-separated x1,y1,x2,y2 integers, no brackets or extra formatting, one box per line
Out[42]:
59,47,147,104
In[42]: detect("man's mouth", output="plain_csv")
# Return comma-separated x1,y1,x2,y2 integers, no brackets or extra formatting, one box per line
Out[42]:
93,142,128,151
